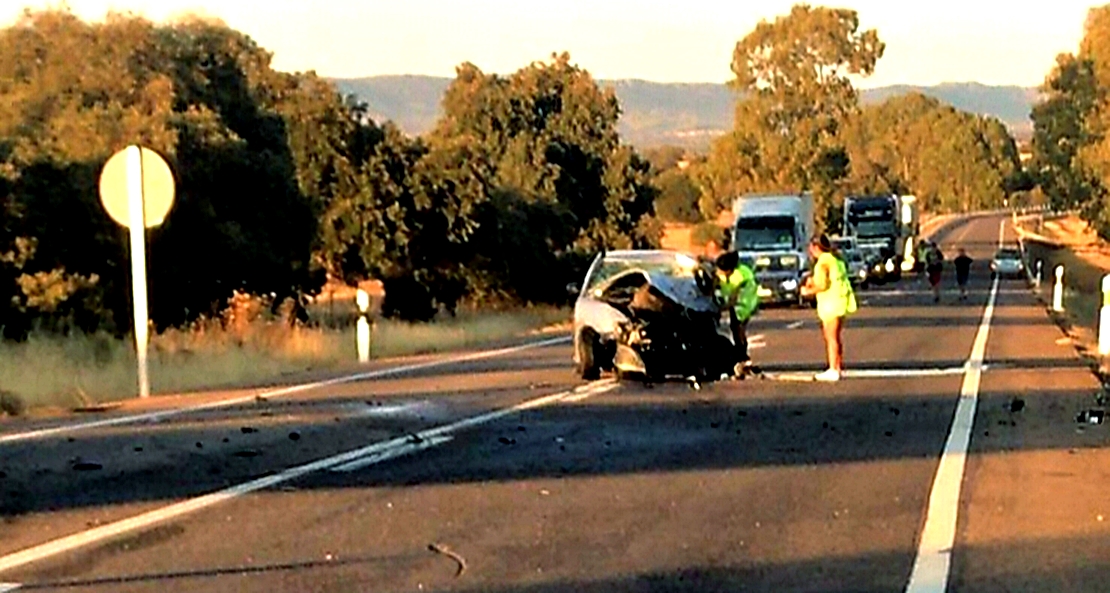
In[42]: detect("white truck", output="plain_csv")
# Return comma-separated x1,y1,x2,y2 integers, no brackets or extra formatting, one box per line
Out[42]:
729,193,815,306
842,194,919,283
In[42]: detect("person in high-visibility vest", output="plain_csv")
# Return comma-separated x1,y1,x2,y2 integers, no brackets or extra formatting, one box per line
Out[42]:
801,234,858,382
715,251,760,377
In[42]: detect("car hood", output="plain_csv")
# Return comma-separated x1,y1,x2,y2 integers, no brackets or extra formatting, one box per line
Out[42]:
599,269,718,315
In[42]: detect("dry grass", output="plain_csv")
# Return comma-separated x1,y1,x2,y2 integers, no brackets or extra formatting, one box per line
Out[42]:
0,305,568,412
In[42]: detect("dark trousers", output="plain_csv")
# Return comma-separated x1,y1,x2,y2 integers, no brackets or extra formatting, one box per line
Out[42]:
729,309,749,364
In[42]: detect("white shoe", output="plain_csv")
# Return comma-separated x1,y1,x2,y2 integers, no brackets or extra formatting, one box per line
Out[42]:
814,369,841,382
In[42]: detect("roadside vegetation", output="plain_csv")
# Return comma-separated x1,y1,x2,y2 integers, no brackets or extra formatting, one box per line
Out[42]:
0,4,1027,410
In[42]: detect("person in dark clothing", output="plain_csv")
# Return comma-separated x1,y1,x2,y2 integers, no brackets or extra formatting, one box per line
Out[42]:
954,248,973,301
925,242,945,303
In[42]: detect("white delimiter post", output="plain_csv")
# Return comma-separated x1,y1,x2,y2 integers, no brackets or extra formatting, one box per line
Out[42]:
1100,275,1110,356
126,145,150,398
1053,265,1065,313
356,288,371,364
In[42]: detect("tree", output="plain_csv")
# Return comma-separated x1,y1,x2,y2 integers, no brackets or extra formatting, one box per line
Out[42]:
701,4,884,224
428,54,660,303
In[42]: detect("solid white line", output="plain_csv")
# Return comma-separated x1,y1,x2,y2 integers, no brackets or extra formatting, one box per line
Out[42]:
904,219,1003,593
786,321,805,330
0,378,617,575
0,336,571,445
330,435,455,473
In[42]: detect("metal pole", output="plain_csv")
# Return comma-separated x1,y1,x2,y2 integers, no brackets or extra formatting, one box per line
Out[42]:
126,145,150,398
356,288,370,364
1053,265,1065,313
1035,261,1042,288
1100,275,1110,356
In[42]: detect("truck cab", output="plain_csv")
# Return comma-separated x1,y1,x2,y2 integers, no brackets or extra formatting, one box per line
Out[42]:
729,194,814,306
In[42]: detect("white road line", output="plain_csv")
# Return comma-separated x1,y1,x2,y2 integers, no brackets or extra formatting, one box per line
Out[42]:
0,378,617,575
330,435,455,473
765,366,976,382
904,219,1003,593
786,321,805,330
0,583,20,592
0,336,571,445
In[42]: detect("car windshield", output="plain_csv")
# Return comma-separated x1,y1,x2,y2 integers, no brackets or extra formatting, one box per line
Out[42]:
586,255,698,291
994,249,1021,260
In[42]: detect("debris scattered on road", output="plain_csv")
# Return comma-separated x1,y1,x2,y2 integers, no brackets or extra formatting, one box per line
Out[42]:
822,421,829,429
254,395,268,403
517,426,527,432
737,410,747,417
498,437,516,445
240,427,259,434
1009,398,1026,413
1098,514,1105,522
222,437,230,443
233,449,261,458
884,431,893,437
889,407,900,416
539,489,550,496
428,542,467,577
554,437,565,444
288,431,301,442
133,446,143,452
1077,409,1106,425
195,442,203,449
710,422,720,428
0,470,6,479
529,382,553,390
407,433,424,444
72,461,103,471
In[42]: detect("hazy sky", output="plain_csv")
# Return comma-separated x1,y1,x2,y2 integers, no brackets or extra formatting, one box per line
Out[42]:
1,1,1097,88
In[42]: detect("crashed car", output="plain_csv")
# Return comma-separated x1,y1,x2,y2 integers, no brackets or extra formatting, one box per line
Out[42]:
569,250,736,382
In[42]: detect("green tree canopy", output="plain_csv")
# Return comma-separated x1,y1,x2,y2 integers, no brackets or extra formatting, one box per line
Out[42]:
700,4,884,226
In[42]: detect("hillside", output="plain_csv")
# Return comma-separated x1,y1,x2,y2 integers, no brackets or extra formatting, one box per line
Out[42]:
334,76,1037,150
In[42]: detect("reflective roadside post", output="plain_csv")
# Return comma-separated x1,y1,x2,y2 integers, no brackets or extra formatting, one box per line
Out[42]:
356,288,371,364
1036,260,1043,288
1100,275,1110,356
98,145,175,398
1053,265,1065,313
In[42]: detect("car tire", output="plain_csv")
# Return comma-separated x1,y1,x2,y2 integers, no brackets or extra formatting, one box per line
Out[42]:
576,329,602,381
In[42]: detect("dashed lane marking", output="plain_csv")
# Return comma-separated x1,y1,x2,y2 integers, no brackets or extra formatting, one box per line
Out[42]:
0,378,617,575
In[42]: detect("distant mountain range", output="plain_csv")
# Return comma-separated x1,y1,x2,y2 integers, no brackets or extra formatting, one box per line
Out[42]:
334,76,1038,150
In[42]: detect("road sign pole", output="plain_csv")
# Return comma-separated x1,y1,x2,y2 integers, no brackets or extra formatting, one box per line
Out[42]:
1053,265,1065,313
126,145,150,398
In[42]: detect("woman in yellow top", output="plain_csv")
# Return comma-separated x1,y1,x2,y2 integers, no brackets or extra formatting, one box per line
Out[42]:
800,234,858,382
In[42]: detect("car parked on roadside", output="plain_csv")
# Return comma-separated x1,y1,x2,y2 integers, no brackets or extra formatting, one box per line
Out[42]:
990,247,1025,279
831,236,871,288
569,250,735,383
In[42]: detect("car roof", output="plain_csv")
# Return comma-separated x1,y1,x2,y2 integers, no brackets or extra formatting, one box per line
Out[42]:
600,250,697,263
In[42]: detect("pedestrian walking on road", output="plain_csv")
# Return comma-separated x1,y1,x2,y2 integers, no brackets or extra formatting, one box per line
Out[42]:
801,234,857,382
925,242,945,303
715,251,760,378
954,248,973,301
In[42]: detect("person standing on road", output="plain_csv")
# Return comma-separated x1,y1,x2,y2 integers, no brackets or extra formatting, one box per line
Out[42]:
715,251,760,378
954,248,973,301
801,234,857,382
925,242,945,303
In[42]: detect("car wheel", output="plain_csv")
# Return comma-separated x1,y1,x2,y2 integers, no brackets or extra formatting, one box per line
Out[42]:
576,329,602,380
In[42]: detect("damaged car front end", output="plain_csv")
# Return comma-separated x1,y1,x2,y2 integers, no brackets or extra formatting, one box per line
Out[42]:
571,250,735,383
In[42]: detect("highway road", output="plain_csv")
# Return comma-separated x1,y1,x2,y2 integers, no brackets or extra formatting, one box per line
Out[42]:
0,213,1108,592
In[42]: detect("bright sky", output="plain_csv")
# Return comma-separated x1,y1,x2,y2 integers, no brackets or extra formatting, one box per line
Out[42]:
1,0,1096,88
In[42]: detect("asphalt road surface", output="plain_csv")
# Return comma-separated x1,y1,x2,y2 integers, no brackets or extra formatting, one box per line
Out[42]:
1,213,1108,592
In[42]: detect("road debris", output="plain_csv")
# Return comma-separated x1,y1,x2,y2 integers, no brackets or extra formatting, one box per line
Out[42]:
498,437,516,445
240,427,259,434
288,431,301,442
1077,409,1105,425
428,542,467,577
233,449,261,458
72,460,103,471
1009,398,1026,413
